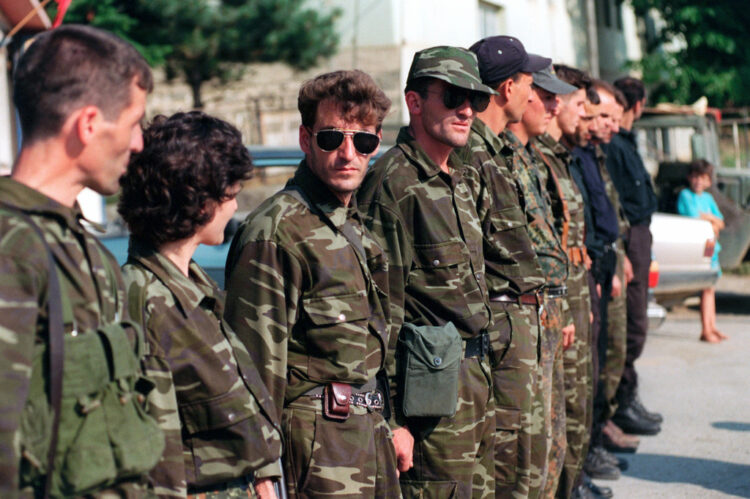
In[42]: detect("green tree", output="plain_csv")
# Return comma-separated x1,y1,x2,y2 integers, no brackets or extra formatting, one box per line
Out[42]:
630,1,750,107
59,0,340,108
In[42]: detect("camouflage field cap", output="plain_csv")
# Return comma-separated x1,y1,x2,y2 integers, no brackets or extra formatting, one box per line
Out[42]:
407,46,498,95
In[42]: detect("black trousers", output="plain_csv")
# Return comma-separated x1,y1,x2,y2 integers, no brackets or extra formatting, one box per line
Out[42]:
617,224,652,402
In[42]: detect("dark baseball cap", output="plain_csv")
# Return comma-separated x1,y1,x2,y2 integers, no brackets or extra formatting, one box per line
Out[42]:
407,46,497,95
533,64,577,95
469,36,551,85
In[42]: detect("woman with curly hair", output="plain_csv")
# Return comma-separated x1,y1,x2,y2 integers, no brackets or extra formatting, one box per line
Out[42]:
119,111,281,498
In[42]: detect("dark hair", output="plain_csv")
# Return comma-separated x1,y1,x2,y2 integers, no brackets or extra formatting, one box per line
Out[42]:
299,70,391,130
404,76,432,98
614,76,646,111
13,24,153,143
485,71,525,91
118,111,253,248
593,79,617,100
613,88,628,108
553,64,591,90
586,86,601,105
689,159,714,177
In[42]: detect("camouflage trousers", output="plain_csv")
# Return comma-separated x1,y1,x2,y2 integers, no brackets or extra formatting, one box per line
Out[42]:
282,399,400,498
538,296,567,499
188,481,257,498
556,266,592,499
488,300,541,498
400,355,495,498
603,245,627,420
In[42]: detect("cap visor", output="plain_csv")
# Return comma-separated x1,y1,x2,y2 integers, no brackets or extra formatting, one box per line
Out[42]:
523,54,552,73
534,78,578,95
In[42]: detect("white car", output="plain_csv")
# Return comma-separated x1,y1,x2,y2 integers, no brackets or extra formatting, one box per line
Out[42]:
649,212,719,308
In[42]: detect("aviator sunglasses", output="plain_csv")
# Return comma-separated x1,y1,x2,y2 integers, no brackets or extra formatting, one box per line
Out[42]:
311,128,381,155
428,85,491,112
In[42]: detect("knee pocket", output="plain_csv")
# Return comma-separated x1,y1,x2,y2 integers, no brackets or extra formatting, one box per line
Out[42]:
494,406,521,485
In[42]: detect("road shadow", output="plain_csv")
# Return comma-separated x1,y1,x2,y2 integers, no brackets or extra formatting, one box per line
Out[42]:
624,453,750,497
712,421,750,432
685,291,750,315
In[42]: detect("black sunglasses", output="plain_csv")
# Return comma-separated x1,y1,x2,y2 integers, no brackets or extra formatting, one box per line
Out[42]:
429,86,491,112
311,128,381,155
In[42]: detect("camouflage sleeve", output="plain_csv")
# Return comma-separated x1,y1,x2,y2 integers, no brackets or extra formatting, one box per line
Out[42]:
360,195,411,428
0,255,42,493
141,352,186,497
224,239,302,420
124,272,186,497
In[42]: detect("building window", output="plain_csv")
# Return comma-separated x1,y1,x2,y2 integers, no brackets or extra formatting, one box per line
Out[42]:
478,1,504,39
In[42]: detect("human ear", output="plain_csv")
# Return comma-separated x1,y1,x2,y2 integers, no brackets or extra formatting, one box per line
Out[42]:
73,106,101,146
299,124,312,155
405,91,422,115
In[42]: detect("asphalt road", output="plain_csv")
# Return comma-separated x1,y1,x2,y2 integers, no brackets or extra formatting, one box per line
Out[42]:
601,276,750,498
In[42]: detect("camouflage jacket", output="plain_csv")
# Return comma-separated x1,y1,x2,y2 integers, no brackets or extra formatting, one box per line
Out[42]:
531,134,587,259
459,118,545,297
595,144,630,239
123,241,282,495
0,177,139,494
224,161,389,419
501,130,569,287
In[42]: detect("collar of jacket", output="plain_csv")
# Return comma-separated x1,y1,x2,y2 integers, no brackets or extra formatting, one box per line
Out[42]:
395,126,466,179
502,129,537,169
291,158,362,219
127,237,221,317
0,176,103,234
471,118,512,158
617,128,637,146
536,133,572,163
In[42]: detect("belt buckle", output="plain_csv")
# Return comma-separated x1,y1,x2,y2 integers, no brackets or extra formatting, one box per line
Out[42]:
481,332,490,358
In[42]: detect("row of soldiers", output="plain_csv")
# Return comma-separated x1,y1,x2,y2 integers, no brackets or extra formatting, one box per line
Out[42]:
0,24,662,499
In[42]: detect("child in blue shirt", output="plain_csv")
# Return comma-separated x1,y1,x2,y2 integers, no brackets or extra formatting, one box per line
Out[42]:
676,159,727,343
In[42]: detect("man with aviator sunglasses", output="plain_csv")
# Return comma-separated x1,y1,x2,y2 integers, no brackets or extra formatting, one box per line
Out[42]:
358,46,498,498
225,70,401,498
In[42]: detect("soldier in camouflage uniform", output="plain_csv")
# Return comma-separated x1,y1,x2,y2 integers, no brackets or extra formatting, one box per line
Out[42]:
357,46,497,498
531,66,594,499
0,26,163,497
461,36,549,499
225,70,400,498
118,112,283,498
506,75,574,498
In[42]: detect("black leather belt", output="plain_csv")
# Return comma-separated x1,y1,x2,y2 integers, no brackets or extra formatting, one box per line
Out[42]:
464,332,490,359
545,285,568,298
489,292,540,306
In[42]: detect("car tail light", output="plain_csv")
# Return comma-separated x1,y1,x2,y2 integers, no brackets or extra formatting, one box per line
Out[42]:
648,260,659,288
704,239,716,258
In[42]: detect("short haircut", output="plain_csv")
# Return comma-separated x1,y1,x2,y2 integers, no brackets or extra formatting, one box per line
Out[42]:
614,76,646,111
586,86,601,105
553,64,591,90
13,24,153,143
593,79,617,99
118,112,253,248
486,71,525,92
613,88,628,108
404,76,432,99
689,158,714,177
299,70,391,131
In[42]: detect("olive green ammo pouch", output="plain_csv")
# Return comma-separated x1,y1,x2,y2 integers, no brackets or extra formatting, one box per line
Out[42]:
8,204,165,498
398,322,462,418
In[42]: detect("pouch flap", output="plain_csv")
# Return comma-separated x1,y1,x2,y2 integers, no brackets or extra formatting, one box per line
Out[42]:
302,291,370,326
63,332,110,397
489,207,526,232
413,241,467,268
180,390,256,434
495,406,521,431
399,322,462,371
97,322,140,380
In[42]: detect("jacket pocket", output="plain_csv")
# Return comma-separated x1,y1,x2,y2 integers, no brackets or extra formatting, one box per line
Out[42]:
302,291,372,380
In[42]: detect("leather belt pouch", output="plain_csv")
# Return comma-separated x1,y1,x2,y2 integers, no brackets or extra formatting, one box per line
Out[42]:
323,382,351,421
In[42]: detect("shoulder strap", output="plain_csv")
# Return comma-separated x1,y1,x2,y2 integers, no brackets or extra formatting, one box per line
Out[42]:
284,185,367,262
532,144,571,252
0,202,63,499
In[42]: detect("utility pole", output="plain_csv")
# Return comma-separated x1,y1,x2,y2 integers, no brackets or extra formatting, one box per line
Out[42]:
585,0,600,78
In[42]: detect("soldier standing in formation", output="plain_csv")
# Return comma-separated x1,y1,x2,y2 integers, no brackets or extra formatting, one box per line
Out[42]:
223,70,401,498
358,46,497,498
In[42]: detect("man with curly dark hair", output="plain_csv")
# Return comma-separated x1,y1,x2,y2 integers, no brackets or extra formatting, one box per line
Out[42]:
224,70,401,498
119,111,283,498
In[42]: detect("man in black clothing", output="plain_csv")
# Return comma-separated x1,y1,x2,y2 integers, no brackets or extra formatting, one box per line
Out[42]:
605,77,663,435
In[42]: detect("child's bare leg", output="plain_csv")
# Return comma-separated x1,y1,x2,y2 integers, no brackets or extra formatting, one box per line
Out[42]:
700,288,721,342
708,285,729,340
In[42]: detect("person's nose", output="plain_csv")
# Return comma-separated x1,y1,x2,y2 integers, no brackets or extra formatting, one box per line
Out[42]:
131,126,144,153
456,98,474,119
339,134,357,160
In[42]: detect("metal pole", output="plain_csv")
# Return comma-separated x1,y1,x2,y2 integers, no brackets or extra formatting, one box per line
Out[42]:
585,0,599,78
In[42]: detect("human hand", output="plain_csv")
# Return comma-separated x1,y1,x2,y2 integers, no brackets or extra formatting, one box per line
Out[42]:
255,477,279,499
624,256,634,284
611,275,622,298
562,323,575,350
392,426,415,475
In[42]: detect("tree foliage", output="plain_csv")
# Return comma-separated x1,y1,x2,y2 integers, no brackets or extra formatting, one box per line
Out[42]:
630,0,750,107
57,0,340,108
